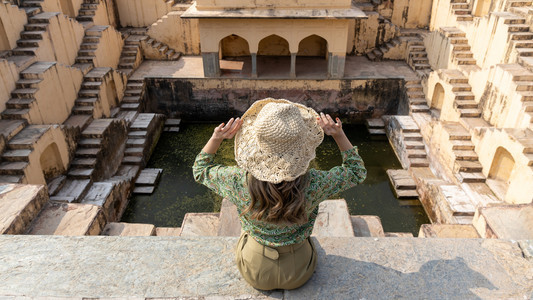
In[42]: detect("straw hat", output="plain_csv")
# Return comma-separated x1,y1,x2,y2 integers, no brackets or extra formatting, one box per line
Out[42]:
235,98,324,183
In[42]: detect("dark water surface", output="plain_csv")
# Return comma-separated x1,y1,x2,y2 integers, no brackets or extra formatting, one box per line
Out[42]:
121,123,429,235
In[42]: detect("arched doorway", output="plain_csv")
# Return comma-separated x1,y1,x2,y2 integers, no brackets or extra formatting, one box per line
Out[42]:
296,35,328,78
489,147,515,182
40,142,65,182
431,83,445,110
219,34,251,76
257,34,290,77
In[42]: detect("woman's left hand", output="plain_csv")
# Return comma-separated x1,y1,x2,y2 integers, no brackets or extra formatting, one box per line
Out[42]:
212,117,242,141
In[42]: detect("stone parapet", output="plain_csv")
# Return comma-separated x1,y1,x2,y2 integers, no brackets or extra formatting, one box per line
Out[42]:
0,235,530,298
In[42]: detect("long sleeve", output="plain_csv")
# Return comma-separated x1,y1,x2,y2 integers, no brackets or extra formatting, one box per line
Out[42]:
192,151,245,200
307,146,367,206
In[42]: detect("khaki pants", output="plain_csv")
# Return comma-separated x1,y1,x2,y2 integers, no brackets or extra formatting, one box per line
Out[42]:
235,233,317,290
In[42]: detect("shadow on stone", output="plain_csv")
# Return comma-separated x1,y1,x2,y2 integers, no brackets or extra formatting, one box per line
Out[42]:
287,241,497,299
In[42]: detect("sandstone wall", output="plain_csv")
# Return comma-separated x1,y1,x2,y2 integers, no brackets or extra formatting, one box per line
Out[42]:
0,59,19,113
145,78,405,122
350,13,398,55
147,10,200,55
116,0,172,27
34,13,85,66
93,0,119,27
93,27,123,69
26,63,83,124
391,0,432,29
0,3,27,50
93,69,127,118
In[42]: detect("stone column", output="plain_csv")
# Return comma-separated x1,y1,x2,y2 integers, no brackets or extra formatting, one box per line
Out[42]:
202,52,220,77
327,52,346,79
251,53,257,78
290,53,296,78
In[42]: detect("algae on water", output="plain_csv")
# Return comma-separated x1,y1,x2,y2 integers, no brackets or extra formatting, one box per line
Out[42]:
122,123,429,235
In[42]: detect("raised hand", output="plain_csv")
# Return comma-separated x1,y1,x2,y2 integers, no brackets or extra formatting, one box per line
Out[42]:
212,117,242,141
317,113,343,137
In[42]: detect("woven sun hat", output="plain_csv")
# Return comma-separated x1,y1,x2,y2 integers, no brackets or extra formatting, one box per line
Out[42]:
235,98,324,184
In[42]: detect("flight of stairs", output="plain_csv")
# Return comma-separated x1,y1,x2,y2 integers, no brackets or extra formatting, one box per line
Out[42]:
1,71,40,121
442,122,486,183
120,79,145,112
451,0,473,22
405,79,430,113
439,27,477,66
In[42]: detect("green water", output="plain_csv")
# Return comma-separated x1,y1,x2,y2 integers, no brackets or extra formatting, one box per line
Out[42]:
121,123,429,235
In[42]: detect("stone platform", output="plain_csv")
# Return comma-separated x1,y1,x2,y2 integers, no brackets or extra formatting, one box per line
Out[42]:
0,236,531,299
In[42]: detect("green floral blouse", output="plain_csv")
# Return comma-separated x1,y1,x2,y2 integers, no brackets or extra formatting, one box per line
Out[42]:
192,146,367,247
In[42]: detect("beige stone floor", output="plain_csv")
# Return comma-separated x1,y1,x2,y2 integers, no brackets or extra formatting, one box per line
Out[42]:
131,56,418,80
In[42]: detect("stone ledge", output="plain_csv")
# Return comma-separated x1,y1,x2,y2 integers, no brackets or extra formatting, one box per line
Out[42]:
0,236,531,299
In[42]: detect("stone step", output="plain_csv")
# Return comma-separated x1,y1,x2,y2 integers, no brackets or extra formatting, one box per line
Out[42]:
126,138,146,147
451,139,475,150
47,175,66,196
418,224,479,238
11,88,37,98
16,78,42,89
368,128,386,135
0,175,24,183
51,179,92,203
387,169,416,190
454,150,478,161
71,158,97,168
409,158,429,167
128,130,147,138
1,149,32,162
454,92,475,100
395,189,420,198
0,161,28,175
404,140,425,149
311,199,354,237
454,160,483,172
403,132,423,141
122,96,141,103
411,104,430,113
155,227,182,236
121,103,140,111
350,215,385,237
17,39,41,48
0,184,48,234
124,147,144,156
455,100,478,109
456,171,485,183
12,47,38,56
180,213,220,236
407,149,427,158
133,186,155,194
75,97,98,107
6,98,35,109
102,222,156,236
122,156,143,165
75,147,101,157
510,32,533,40
68,168,94,179
458,108,481,117
27,202,104,235
135,168,162,186
385,232,414,237
78,138,102,148
72,106,93,115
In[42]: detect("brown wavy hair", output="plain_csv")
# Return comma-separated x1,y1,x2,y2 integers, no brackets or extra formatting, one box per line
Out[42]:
243,173,309,224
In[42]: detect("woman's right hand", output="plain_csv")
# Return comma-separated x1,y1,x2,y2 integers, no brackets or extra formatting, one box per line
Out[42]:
317,113,344,138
